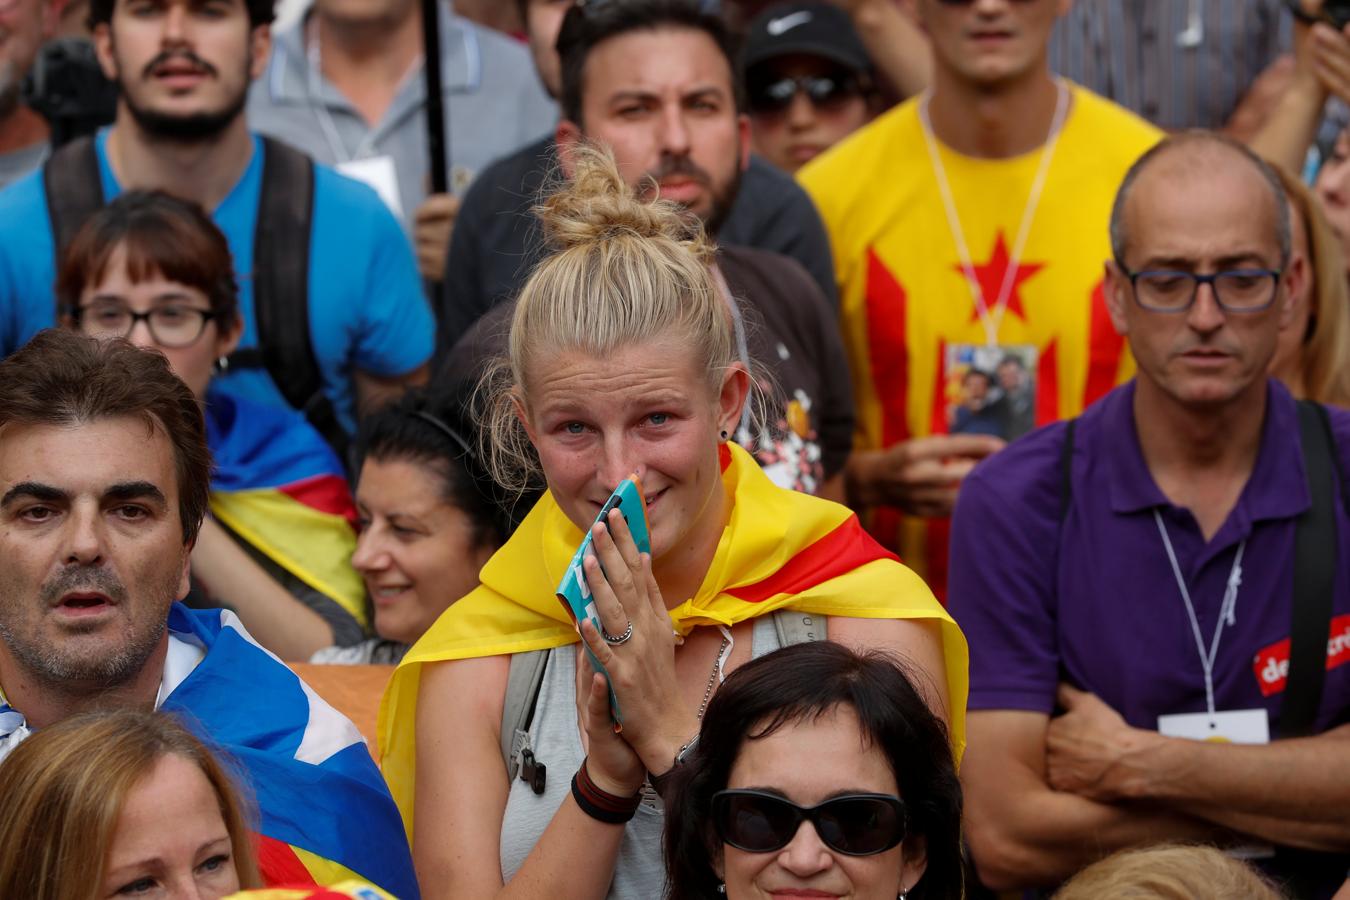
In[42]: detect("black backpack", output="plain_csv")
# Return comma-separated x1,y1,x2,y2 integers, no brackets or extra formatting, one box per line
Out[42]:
43,134,348,462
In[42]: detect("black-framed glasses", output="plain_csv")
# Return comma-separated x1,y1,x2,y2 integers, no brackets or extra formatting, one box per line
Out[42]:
712,789,907,857
1119,267,1283,313
747,73,864,116
73,303,218,348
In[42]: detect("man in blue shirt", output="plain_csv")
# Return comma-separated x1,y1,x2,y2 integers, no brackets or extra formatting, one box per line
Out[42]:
950,132,1350,897
0,0,433,437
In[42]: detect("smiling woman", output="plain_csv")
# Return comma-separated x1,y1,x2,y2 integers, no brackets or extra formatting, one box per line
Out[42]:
309,384,509,665
378,144,968,900
0,707,262,900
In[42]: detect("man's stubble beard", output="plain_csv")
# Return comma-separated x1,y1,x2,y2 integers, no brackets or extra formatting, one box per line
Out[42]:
702,161,742,240
0,562,177,693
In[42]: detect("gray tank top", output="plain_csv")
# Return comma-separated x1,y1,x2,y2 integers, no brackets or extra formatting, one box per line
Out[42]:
498,616,782,898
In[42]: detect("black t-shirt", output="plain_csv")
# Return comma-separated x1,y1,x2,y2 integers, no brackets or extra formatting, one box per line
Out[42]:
441,244,853,495
436,137,839,361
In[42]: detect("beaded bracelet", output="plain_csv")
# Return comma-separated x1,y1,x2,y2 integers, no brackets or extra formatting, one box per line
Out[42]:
571,757,642,825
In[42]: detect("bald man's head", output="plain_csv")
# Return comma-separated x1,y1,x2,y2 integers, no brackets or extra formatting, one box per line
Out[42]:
1109,131,1291,269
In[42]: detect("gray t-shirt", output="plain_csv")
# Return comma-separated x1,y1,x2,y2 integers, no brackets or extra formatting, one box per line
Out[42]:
498,616,784,899
247,12,556,229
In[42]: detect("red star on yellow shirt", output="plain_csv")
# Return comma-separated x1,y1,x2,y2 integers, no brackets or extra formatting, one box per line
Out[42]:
956,232,1046,324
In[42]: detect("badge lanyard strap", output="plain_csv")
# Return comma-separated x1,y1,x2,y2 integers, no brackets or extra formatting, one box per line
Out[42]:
1154,509,1246,723
918,78,1070,347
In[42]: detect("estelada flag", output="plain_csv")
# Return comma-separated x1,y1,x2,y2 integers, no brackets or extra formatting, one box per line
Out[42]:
203,389,366,627
164,606,418,899
226,881,395,899
379,442,968,833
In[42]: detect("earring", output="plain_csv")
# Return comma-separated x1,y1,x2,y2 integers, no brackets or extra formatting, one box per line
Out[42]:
717,885,726,895
215,355,230,374
719,430,729,441
897,889,907,899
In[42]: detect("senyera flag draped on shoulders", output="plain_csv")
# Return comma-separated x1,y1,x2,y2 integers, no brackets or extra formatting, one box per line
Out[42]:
203,388,367,627
163,605,418,899
380,442,969,834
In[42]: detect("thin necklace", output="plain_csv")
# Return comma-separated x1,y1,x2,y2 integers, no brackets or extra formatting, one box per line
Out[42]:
918,78,1070,346
640,628,730,809
697,629,732,721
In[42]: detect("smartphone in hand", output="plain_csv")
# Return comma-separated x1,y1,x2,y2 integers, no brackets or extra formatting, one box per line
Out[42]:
556,476,652,725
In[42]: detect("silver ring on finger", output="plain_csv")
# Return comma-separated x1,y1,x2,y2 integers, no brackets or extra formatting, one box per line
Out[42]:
602,620,634,645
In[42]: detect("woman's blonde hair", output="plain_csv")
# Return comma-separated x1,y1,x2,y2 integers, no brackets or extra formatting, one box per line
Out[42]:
0,707,263,900
1053,844,1283,900
1274,165,1350,406
481,143,740,492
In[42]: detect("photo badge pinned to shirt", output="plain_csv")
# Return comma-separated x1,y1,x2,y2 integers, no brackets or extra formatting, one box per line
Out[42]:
943,343,1037,441
337,155,404,221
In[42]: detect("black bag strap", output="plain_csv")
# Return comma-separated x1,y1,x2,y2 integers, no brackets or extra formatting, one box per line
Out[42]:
1058,418,1078,523
1279,400,1340,739
235,137,348,462
43,134,105,287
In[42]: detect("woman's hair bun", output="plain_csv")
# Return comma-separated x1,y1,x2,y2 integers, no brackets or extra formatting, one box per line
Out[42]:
534,142,715,263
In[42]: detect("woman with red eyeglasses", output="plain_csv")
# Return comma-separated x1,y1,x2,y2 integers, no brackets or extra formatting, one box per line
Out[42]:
664,640,963,900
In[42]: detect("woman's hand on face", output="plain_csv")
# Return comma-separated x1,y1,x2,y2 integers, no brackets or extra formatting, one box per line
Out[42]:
575,645,645,796
577,509,699,773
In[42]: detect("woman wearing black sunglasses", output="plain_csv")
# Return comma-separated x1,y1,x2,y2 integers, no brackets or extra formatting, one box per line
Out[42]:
665,641,963,900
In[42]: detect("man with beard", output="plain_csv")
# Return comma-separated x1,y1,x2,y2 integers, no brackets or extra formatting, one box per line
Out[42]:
0,0,57,189
436,0,840,357
0,0,433,445
0,330,418,897
444,0,854,500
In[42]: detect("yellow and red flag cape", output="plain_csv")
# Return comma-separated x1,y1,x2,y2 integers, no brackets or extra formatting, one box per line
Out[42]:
379,443,968,831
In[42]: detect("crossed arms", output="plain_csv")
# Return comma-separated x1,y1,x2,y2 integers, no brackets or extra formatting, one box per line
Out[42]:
963,689,1350,891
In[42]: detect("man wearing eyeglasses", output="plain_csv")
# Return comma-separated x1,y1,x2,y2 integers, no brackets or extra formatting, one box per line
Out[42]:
799,0,1160,601
949,132,1350,898
740,2,881,175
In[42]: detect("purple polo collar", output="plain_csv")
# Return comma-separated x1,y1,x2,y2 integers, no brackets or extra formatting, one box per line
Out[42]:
1099,378,1311,529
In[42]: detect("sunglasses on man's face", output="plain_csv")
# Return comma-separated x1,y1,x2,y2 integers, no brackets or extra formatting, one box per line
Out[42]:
746,73,864,116
712,789,907,856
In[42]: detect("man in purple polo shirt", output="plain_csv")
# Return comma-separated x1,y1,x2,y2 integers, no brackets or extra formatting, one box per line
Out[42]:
950,131,1350,898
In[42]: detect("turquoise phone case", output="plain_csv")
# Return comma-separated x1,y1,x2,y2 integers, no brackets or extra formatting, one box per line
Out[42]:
555,477,652,725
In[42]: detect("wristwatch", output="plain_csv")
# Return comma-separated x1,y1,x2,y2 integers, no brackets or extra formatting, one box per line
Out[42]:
647,733,700,798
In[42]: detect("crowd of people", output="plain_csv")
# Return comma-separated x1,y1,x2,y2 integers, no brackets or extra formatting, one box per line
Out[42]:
2,0,1350,898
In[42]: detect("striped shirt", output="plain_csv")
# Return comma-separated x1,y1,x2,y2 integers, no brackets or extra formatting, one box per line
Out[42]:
1048,0,1290,131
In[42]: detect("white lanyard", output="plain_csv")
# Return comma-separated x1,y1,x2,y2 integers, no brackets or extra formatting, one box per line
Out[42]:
1154,509,1246,722
918,79,1070,346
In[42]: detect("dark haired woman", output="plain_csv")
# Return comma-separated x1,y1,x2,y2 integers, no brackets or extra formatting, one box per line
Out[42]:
665,640,963,900
59,190,366,660
311,386,509,664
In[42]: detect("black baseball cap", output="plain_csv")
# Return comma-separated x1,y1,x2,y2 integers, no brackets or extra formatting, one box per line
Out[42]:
741,2,872,77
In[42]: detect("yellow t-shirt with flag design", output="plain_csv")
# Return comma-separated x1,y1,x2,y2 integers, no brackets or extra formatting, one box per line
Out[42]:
799,84,1160,595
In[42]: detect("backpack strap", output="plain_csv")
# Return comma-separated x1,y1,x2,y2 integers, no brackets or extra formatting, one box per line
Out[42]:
1279,400,1340,739
772,608,826,646
1270,401,1349,900
1058,418,1078,523
231,137,349,461
501,649,550,791
43,135,104,308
